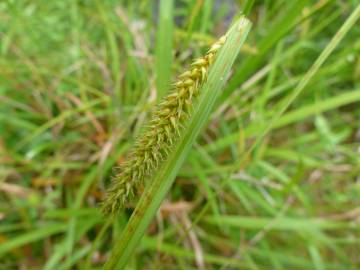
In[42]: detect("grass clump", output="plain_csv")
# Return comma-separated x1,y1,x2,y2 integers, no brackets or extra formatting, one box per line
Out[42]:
0,1,360,269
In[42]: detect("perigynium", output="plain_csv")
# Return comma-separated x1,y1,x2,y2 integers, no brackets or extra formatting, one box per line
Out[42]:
102,35,227,214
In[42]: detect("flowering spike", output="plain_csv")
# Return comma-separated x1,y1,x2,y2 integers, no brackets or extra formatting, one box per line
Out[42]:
102,34,227,214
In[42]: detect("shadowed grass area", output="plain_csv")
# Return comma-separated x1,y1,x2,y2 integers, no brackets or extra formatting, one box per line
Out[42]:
0,0,360,269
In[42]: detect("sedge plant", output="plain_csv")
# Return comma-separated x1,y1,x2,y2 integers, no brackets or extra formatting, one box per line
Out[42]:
102,16,252,269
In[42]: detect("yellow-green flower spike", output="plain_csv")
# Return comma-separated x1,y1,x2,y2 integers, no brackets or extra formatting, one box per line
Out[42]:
102,34,227,214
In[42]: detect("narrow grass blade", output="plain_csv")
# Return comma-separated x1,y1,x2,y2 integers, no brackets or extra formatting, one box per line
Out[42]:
0,224,67,257
155,0,174,99
104,16,252,270
206,88,360,153
204,215,352,231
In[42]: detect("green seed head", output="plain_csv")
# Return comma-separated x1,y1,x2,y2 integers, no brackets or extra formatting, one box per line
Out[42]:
102,35,227,214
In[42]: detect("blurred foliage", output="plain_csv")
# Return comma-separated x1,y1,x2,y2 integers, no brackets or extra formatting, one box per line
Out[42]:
0,0,359,269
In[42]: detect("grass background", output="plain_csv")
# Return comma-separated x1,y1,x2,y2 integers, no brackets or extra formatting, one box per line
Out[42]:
0,0,360,269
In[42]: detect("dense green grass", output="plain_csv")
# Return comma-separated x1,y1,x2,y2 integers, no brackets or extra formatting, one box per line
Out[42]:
1,0,360,269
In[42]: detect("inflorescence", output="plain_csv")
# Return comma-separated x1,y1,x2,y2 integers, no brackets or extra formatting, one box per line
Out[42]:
102,35,226,214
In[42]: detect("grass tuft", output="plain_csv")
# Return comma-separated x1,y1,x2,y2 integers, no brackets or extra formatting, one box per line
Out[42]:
1,1,359,269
